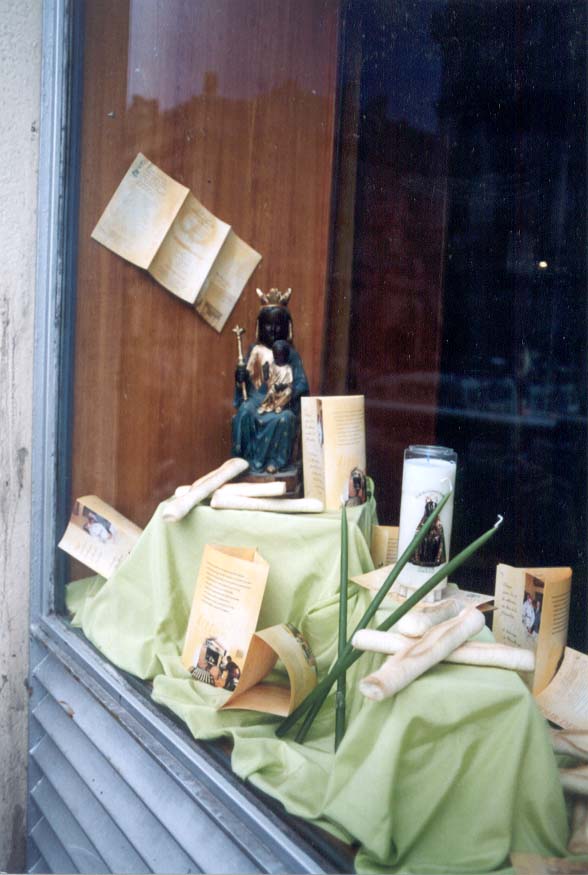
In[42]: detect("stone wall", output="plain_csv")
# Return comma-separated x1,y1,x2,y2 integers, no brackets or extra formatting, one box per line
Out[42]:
0,2,42,870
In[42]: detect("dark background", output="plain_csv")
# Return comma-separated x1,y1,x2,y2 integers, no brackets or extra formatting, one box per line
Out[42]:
343,0,587,649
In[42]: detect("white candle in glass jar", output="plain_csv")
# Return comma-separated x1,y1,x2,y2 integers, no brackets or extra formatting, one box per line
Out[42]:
395,446,457,600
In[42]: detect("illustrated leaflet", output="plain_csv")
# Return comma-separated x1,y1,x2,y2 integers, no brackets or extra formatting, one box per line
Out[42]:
181,544,317,715
301,395,366,510
58,495,142,580
493,564,572,693
92,153,262,332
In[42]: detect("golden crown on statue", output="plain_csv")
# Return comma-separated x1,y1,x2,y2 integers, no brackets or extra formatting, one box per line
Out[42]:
256,287,292,307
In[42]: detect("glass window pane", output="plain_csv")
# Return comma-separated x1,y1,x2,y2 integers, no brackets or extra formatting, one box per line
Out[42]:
69,0,340,533
62,0,588,652
340,0,587,648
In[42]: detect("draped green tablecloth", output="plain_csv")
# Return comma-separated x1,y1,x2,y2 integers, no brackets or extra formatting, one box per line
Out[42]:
67,496,570,874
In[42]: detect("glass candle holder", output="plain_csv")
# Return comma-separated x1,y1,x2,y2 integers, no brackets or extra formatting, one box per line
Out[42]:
395,445,457,601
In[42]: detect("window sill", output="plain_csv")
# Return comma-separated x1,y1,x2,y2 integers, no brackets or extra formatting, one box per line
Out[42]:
29,613,355,874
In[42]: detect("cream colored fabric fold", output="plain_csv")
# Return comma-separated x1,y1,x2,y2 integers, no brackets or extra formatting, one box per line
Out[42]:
569,799,588,854
214,481,287,497
359,607,485,701
560,765,588,796
210,492,324,513
387,598,460,637
173,480,286,499
550,728,588,763
353,628,534,672
163,457,249,522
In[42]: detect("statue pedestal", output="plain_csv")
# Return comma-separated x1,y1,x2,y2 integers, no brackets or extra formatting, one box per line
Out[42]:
236,464,302,498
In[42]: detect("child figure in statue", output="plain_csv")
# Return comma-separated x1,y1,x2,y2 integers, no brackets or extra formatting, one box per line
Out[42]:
232,288,309,474
257,340,293,415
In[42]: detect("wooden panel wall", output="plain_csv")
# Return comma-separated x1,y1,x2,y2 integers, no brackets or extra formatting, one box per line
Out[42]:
72,0,341,527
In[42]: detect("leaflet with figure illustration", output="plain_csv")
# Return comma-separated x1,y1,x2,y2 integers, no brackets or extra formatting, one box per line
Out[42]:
181,545,317,715
92,153,262,332
301,395,366,510
58,495,142,579
493,564,572,694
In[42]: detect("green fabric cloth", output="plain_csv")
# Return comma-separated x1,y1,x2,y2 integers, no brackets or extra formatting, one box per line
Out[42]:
67,496,571,874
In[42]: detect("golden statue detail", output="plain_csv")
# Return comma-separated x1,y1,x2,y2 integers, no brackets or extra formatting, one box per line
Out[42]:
256,287,292,307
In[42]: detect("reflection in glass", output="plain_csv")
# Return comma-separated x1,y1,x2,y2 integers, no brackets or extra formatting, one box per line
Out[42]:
342,0,587,646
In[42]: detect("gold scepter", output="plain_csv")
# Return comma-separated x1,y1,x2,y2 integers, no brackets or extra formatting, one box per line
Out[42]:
232,324,248,400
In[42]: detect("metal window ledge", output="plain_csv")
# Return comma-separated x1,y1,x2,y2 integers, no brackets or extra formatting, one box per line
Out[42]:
27,614,354,874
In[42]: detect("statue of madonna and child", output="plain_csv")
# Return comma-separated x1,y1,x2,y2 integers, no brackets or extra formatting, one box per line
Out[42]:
231,287,309,478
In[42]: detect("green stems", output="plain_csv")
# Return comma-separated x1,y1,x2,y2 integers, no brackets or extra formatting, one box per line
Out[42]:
335,506,349,750
347,489,452,642
376,515,503,635
278,511,503,744
278,489,452,739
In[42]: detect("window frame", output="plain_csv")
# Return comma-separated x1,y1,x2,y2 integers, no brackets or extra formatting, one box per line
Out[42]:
31,0,75,625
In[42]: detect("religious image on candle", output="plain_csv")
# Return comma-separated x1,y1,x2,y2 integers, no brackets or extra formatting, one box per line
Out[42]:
410,498,447,567
394,445,457,599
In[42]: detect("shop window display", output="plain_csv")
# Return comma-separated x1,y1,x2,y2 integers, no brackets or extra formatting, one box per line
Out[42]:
51,2,588,872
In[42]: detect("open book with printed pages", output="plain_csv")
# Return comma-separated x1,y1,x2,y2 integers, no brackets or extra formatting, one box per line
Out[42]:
301,395,366,511
58,495,142,580
92,153,262,332
493,564,572,694
181,544,317,716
